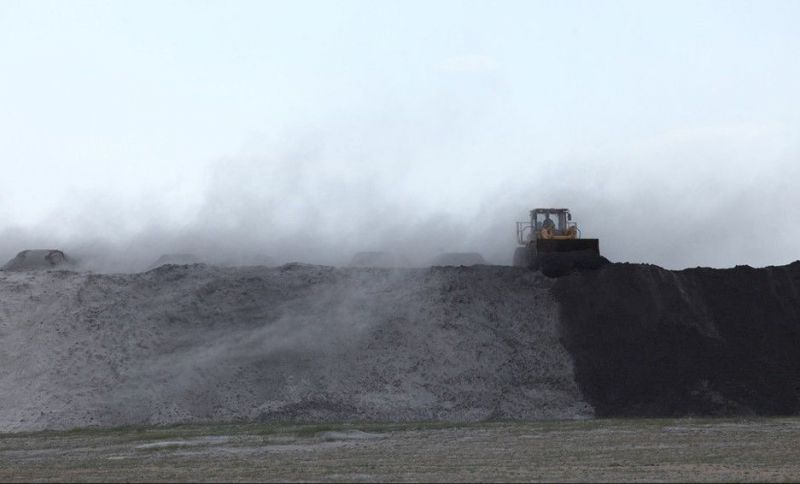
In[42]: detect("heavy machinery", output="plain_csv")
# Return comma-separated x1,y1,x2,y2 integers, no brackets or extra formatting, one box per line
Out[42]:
513,208,600,270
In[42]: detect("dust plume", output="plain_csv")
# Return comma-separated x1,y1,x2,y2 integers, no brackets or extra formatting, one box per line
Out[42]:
0,116,798,272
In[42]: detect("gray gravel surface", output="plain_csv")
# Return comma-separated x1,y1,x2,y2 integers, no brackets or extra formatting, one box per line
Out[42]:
2,418,798,482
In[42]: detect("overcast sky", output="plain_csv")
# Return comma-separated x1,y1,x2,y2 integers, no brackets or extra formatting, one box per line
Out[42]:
1,0,798,270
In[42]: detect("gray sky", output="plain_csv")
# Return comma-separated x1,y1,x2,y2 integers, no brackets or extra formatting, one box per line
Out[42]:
1,0,799,270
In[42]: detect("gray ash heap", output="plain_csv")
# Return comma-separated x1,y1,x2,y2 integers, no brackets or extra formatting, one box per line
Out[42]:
0,264,588,432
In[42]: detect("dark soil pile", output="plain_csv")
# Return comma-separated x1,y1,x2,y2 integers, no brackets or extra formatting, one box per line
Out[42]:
553,262,800,417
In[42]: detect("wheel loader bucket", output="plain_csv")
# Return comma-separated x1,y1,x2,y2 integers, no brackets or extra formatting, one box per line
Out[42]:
536,238,599,254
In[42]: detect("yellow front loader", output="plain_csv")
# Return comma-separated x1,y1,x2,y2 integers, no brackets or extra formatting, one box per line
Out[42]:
513,208,600,269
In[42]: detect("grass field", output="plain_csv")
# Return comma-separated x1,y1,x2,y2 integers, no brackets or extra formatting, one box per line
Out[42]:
1,418,798,482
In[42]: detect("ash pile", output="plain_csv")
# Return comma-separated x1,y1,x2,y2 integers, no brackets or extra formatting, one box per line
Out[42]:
0,263,590,432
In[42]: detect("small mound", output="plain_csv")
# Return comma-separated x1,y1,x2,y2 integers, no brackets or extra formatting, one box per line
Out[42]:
1,250,71,271
430,252,486,267
148,253,202,270
349,251,410,268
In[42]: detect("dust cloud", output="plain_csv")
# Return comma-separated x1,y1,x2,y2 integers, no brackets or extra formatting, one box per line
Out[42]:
0,118,798,272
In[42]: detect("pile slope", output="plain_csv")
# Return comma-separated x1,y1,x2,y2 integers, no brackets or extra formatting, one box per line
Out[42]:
554,262,800,416
0,264,590,432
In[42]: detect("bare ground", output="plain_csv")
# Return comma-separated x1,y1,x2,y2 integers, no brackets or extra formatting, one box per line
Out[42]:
1,418,799,482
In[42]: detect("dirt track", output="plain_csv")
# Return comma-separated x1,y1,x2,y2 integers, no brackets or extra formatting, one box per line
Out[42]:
2,418,799,482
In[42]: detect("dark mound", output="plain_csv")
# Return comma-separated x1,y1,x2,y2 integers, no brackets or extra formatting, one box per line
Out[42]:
430,252,486,267
1,250,71,271
553,262,800,417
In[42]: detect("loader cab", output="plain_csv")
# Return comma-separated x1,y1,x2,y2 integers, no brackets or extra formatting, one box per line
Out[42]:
516,208,582,245
522,208,572,240
533,209,570,233
513,207,600,268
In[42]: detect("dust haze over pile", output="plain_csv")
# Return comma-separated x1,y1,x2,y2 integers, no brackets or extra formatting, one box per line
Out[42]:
1,1,799,272
1,116,798,272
